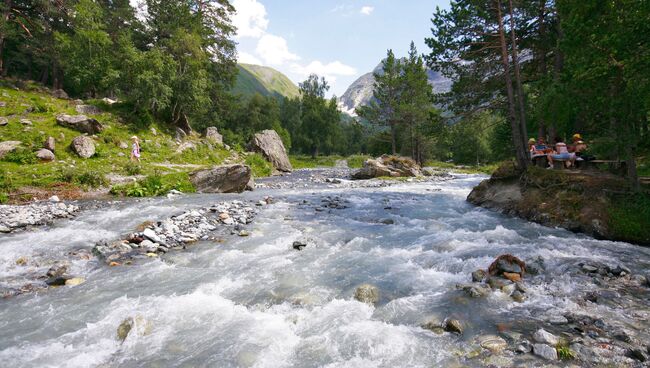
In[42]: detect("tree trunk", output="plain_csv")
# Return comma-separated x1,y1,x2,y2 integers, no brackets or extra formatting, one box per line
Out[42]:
0,0,11,75
507,0,528,148
390,122,397,155
496,0,528,170
536,0,547,139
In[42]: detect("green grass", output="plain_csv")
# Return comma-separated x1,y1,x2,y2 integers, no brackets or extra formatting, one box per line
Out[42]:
245,153,273,178
556,345,576,360
0,82,232,199
608,193,650,244
110,172,195,197
289,154,370,169
423,160,501,175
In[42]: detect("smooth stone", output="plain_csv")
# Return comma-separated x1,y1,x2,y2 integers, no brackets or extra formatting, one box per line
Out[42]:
65,277,85,286
479,335,508,352
581,264,598,273
548,315,568,325
533,344,557,360
472,269,487,282
511,290,526,302
533,328,559,346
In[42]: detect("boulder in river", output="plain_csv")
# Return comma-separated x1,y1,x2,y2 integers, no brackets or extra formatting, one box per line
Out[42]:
488,254,526,277
249,130,292,172
189,164,253,193
354,283,379,305
56,114,104,134
443,318,463,334
0,140,21,158
352,155,422,180
533,328,559,346
70,135,96,158
532,343,558,360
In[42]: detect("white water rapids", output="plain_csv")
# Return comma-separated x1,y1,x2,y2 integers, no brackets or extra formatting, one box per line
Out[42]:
1,171,649,367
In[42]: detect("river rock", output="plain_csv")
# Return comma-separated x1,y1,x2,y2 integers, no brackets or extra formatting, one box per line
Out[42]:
444,319,463,334
352,155,422,179
65,277,85,286
533,344,557,360
0,140,21,158
488,254,526,276
0,201,79,233
472,269,487,282
421,318,445,334
44,136,56,151
190,165,252,194
354,284,379,305
292,241,307,250
205,127,223,145
46,264,68,278
525,256,545,275
46,275,73,286
250,130,292,172
511,290,526,302
56,114,104,134
36,148,55,162
71,135,96,158
533,329,559,346
479,335,508,352
75,104,101,114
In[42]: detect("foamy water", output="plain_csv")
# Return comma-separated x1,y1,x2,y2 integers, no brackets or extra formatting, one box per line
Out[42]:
1,173,649,367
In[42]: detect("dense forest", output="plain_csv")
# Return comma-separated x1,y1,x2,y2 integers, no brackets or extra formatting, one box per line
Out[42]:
0,0,365,156
1,0,648,184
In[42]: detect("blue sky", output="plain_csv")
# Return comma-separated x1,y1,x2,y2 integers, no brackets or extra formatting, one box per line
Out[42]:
233,0,451,97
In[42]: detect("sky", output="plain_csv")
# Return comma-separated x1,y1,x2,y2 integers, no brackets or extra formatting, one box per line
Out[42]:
232,0,451,97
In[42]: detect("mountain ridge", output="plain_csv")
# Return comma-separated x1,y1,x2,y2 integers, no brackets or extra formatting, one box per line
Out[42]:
233,63,300,100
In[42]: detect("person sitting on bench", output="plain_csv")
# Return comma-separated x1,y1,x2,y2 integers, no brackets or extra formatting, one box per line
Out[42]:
569,133,594,161
547,137,575,169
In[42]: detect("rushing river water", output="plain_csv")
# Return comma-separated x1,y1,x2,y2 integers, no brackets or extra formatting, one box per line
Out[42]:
1,170,649,367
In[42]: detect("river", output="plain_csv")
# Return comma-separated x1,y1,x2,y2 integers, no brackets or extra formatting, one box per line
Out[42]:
1,170,649,367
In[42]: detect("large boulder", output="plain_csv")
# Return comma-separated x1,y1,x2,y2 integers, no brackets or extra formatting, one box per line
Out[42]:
205,127,223,145
250,130,292,172
0,141,21,158
36,149,55,162
352,155,421,179
71,136,96,158
52,89,69,99
189,164,253,193
56,114,104,134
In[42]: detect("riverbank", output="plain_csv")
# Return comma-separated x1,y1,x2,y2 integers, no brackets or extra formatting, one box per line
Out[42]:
467,163,650,246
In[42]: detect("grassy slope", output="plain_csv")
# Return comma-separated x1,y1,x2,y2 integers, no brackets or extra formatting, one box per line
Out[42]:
233,64,300,100
0,80,233,202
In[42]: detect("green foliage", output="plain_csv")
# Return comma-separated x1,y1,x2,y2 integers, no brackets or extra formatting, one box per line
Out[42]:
0,192,8,204
556,345,576,361
233,64,300,99
2,149,37,165
608,193,650,244
245,153,273,178
124,162,142,176
60,170,108,188
347,155,370,169
110,172,195,197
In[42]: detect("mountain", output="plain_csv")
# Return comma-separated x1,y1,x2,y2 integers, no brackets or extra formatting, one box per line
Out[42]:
338,61,452,115
233,63,300,100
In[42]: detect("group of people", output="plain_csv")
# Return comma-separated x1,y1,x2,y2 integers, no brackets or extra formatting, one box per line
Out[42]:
528,134,589,169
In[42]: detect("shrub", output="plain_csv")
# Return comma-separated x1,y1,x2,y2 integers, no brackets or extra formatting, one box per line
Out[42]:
124,161,142,176
2,148,37,165
110,172,195,197
75,171,108,188
245,153,273,177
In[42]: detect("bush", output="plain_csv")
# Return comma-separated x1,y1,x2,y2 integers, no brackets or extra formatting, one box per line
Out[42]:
110,172,195,197
58,169,108,188
2,148,37,164
245,153,273,177
124,161,142,176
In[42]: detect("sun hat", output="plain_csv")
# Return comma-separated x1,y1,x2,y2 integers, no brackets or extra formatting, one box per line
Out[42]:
131,136,138,140
572,133,582,140
528,138,536,144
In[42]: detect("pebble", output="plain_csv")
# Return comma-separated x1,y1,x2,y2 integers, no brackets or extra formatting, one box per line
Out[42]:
0,202,79,233
548,315,569,325
479,335,508,352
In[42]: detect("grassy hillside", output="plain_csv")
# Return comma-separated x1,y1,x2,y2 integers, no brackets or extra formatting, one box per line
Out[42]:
232,64,300,100
0,80,239,203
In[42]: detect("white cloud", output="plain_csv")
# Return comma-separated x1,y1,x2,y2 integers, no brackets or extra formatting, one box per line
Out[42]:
360,6,374,16
232,0,269,39
291,60,357,83
237,51,262,65
256,34,300,65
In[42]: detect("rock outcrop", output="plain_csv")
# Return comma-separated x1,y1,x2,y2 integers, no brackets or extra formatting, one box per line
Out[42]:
189,164,253,193
0,141,21,158
71,136,96,158
250,130,292,172
352,155,421,179
56,114,104,134
205,127,223,145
